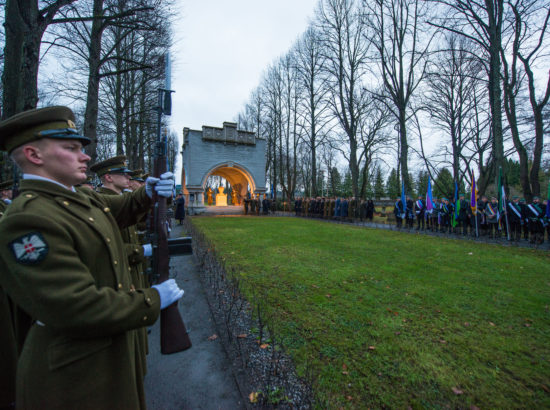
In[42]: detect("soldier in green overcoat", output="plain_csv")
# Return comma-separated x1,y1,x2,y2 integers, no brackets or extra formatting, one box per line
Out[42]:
0,180,17,409
90,156,152,378
0,106,183,410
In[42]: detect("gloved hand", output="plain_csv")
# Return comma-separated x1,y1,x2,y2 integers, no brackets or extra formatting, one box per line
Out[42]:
152,279,184,309
145,172,175,198
142,243,152,257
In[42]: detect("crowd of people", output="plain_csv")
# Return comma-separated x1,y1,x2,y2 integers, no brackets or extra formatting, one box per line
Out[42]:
291,195,549,246
243,194,274,215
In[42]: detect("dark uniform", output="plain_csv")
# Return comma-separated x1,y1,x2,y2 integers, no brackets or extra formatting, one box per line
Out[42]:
0,107,163,409
526,197,545,244
415,197,425,230
485,197,499,238
507,197,523,242
0,181,17,409
456,195,470,235
394,198,404,228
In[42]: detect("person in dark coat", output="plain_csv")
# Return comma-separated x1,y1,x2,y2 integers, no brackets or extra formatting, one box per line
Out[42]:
175,193,185,224
366,199,375,221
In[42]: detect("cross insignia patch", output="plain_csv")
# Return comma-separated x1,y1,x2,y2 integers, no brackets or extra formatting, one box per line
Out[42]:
9,232,49,265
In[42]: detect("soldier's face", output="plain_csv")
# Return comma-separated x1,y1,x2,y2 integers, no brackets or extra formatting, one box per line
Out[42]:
40,139,90,187
128,179,141,191
109,173,130,191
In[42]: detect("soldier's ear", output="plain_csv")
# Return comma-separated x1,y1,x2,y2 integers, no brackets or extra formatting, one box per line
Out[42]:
22,144,45,166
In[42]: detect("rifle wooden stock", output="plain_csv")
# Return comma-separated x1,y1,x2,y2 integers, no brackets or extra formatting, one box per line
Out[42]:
152,121,191,354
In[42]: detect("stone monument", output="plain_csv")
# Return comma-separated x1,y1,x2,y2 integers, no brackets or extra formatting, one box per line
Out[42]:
215,186,228,206
181,122,267,214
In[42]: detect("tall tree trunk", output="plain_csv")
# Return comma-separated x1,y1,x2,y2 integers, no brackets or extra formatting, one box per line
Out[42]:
83,0,104,163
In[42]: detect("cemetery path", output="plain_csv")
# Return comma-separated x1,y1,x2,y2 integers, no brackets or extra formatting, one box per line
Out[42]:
144,222,245,410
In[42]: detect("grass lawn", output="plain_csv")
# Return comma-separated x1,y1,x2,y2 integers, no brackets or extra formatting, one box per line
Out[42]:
192,216,550,408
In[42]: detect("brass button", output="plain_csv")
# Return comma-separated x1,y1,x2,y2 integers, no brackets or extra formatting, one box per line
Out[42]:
118,283,123,289
106,238,111,243
146,297,152,303
25,194,33,198
142,316,148,321
88,217,94,222
103,207,110,213
63,201,69,206
128,267,131,271
135,248,139,253
114,260,118,265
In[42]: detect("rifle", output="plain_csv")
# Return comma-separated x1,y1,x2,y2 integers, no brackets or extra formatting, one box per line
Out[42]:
149,86,192,354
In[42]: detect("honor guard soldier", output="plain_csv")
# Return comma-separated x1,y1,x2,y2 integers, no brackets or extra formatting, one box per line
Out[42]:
90,156,152,376
415,195,425,231
485,197,499,238
0,180,17,409
456,194,470,235
527,196,545,244
507,196,523,242
0,106,183,409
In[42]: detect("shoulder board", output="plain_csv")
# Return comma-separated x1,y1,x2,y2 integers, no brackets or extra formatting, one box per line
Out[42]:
8,192,39,213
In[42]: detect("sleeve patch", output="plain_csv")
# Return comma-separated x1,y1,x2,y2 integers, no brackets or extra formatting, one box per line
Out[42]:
9,232,49,265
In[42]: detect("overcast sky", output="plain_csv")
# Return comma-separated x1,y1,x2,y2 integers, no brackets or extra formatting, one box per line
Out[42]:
168,0,319,145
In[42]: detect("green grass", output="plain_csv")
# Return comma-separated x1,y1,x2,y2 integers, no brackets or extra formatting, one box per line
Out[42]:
192,216,550,409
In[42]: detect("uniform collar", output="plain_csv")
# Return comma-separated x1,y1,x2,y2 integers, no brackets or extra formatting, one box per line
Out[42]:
23,173,76,192
18,179,92,208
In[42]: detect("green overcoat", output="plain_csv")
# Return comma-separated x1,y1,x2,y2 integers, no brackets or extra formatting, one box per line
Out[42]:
97,186,149,376
0,180,161,410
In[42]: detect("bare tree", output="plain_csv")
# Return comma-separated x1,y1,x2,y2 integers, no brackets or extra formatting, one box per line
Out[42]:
423,34,486,184
505,0,550,198
317,0,370,198
294,27,331,196
428,0,508,190
362,0,433,192
2,0,78,119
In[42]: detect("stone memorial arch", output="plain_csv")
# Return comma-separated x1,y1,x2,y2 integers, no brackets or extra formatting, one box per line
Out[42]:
181,122,266,213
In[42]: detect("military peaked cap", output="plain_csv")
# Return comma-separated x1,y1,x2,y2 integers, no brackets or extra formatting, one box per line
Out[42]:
90,155,132,176
130,169,146,182
0,180,14,190
0,106,91,153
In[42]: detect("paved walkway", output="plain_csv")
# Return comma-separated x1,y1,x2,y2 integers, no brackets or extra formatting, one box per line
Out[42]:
144,222,245,410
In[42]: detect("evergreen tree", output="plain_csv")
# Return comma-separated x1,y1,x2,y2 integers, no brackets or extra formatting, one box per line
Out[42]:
386,168,400,199
329,167,341,197
374,166,385,199
342,170,353,197
434,168,454,199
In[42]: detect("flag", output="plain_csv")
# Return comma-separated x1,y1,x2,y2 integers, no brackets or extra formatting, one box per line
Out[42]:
452,181,459,227
497,167,504,214
426,178,434,212
401,180,406,217
470,171,477,214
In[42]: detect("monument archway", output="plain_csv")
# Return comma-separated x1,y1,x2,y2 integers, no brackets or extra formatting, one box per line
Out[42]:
181,122,266,213
202,162,256,206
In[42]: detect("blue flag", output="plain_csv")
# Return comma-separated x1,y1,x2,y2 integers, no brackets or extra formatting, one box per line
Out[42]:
426,178,434,212
401,180,406,217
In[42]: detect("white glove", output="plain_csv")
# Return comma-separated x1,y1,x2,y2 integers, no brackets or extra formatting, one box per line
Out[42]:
142,243,152,257
145,172,175,198
152,279,184,309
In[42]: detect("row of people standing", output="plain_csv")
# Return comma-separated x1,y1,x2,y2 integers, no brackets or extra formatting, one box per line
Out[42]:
294,197,375,221
243,195,273,215
394,194,549,244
